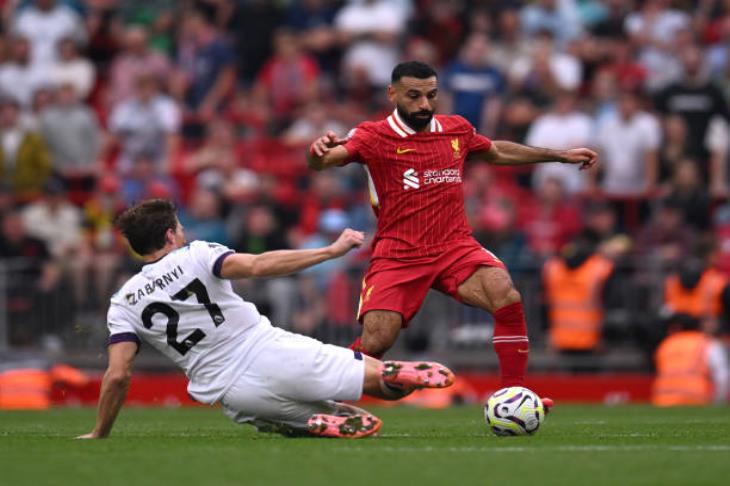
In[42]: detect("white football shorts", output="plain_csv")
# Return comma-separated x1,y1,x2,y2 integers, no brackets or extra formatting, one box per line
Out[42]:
219,327,366,432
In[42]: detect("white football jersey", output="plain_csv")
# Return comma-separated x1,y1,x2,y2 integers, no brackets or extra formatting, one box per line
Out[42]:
107,240,276,404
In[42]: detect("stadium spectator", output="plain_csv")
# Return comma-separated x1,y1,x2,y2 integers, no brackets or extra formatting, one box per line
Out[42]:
599,39,647,94
509,30,583,100
0,209,61,346
663,257,728,334
21,177,83,260
0,96,51,200
528,90,593,195
520,0,584,47
75,175,125,310
664,160,711,232
284,0,340,75
408,0,465,66
298,208,352,291
177,187,229,246
655,45,730,177
593,89,661,197
0,36,46,107
658,115,692,184
442,33,505,135
582,201,632,260
84,2,122,72
40,83,100,185
489,7,531,75
50,37,95,101
108,74,180,174
173,9,235,120
543,235,615,354
254,28,320,128
635,198,695,267
296,171,347,237
12,0,86,75
591,0,631,39
625,0,690,91
652,313,728,406
119,152,178,207
226,0,282,83
519,176,582,258
184,118,259,202
282,101,346,147
107,25,172,106
335,0,406,88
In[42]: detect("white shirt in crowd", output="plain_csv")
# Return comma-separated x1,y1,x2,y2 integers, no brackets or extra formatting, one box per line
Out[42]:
50,58,96,100
528,110,593,194
509,51,583,91
594,110,661,196
335,0,405,87
22,201,83,258
108,94,180,172
13,4,86,74
0,62,46,107
624,8,690,91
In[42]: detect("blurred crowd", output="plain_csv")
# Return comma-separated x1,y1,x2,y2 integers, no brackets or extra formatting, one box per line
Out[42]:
0,0,730,365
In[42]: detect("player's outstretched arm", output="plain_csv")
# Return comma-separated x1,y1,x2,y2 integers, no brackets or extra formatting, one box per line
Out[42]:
477,140,598,171
219,228,364,279
76,342,137,439
307,130,350,170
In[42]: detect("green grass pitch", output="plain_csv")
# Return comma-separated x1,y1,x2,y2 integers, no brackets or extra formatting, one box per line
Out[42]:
1,405,729,486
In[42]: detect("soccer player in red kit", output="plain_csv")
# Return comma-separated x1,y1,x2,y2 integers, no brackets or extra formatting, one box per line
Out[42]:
306,61,597,395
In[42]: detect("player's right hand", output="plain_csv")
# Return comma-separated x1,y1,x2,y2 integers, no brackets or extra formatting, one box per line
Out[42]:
309,130,347,157
329,228,365,257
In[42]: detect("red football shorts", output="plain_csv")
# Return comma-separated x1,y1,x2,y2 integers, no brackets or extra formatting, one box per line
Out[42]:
356,238,506,326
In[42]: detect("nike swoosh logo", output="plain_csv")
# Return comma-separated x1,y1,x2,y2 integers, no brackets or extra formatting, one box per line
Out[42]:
517,349,529,354
396,147,415,155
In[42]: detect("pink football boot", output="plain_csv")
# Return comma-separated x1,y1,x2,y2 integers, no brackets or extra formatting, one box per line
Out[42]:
307,413,382,439
381,361,455,390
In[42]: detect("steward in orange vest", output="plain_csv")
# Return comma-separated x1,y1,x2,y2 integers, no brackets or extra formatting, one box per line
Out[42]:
664,259,727,322
544,239,614,352
0,357,88,410
652,314,728,406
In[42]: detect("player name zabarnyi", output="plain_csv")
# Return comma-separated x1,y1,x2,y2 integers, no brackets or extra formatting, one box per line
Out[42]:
125,265,185,305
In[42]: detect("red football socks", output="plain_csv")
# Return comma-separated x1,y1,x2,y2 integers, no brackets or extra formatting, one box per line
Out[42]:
349,336,384,359
492,302,529,387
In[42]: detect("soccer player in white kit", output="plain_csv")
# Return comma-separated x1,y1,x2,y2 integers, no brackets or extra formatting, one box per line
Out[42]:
78,199,455,439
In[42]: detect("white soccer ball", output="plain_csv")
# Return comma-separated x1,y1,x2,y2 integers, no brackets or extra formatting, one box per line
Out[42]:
484,386,545,436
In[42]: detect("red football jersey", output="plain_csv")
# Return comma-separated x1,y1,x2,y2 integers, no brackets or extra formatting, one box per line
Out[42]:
342,110,493,258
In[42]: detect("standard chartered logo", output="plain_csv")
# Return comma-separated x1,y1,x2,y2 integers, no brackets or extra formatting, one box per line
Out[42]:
403,168,420,189
403,167,461,190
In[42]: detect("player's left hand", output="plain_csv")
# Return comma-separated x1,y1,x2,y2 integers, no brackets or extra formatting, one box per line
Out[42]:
329,228,365,257
560,148,598,171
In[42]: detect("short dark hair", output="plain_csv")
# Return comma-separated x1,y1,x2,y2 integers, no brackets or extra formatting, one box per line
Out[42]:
115,199,178,255
391,61,438,84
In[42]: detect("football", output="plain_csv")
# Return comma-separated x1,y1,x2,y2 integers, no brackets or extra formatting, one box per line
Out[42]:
484,386,545,436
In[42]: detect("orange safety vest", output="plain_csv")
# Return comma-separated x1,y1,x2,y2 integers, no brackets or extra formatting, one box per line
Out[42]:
544,255,614,351
664,269,727,319
652,331,713,406
0,369,52,410
0,364,88,410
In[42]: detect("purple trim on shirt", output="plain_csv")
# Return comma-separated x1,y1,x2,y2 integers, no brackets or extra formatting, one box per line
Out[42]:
107,332,140,347
213,251,235,278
